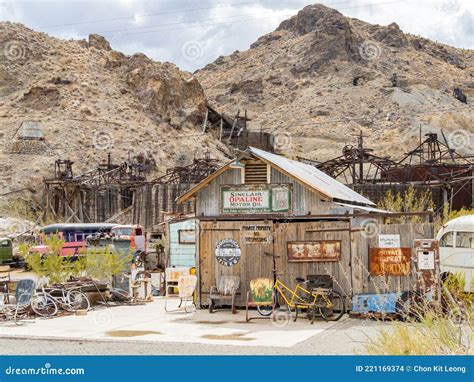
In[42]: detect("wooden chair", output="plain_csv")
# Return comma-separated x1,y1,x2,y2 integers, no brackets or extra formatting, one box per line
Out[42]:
165,275,197,313
208,276,240,314
245,278,275,322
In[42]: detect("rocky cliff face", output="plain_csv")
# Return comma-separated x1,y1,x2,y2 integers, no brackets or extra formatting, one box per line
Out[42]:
198,4,473,160
0,22,225,198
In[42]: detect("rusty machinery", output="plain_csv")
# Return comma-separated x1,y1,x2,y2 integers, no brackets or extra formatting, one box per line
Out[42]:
308,131,397,185
307,131,473,211
153,152,220,184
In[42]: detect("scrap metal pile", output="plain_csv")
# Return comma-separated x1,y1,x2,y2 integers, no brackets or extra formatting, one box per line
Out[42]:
305,131,473,211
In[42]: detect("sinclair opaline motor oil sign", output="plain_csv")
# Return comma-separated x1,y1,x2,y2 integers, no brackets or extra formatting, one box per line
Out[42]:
220,184,291,214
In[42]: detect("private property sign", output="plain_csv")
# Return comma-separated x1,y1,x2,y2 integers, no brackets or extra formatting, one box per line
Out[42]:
369,247,412,276
220,185,291,214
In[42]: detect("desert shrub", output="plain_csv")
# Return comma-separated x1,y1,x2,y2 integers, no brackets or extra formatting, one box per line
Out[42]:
25,235,132,284
377,186,434,223
25,235,72,283
366,274,472,355
79,246,132,282
366,312,471,355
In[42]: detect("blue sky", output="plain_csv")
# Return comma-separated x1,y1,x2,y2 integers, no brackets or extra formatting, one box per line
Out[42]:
1,0,472,71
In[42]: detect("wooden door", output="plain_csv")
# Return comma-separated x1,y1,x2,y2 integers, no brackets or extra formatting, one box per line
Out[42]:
198,220,274,306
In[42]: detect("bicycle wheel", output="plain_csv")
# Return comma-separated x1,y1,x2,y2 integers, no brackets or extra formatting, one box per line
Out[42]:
31,293,58,317
257,293,278,316
66,290,90,312
319,291,345,321
257,305,273,316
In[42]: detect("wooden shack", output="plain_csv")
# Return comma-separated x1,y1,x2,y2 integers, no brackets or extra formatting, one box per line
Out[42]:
177,147,434,308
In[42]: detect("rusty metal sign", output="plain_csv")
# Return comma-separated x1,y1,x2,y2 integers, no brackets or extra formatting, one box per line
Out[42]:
287,241,341,262
369,247,411,276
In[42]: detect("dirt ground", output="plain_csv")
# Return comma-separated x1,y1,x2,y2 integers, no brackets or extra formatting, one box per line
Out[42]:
0,268,390,355
0,316,388,355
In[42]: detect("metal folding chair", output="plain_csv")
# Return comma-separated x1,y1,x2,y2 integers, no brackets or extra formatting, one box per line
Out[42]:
165,275,197,313
0,279,36,325
245,278,275,322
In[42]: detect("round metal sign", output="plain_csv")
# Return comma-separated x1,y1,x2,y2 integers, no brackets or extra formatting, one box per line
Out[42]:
215,238,241,267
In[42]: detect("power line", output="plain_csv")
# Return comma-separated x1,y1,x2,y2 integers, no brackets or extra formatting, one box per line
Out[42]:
36,0,404,37
98,12,270,35
94,0,363,35
36,0,357,30
38,2,258,29
102,1,405,37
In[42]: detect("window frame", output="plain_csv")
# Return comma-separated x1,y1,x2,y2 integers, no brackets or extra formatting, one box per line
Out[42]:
455,231,474,249
178,229,196,244
439,231,454,248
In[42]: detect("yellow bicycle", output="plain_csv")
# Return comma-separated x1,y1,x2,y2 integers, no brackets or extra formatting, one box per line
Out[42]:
257,252,345,321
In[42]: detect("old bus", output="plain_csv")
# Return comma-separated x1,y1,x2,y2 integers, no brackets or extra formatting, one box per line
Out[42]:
437,215,474,293
30,223,117,257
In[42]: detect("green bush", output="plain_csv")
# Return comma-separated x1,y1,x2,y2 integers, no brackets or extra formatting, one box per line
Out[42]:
80,246,132,282
25,234,132,285
377,186,434,223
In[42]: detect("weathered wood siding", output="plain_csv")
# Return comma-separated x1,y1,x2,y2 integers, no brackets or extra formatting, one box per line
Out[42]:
195,169,242,216
351,222,434,295
273,220,352,301
197,219,434,307
198,220,274,307
132,183,195,230
195,166,344,217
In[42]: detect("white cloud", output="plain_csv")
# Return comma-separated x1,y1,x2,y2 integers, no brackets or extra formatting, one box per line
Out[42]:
0,0,472,71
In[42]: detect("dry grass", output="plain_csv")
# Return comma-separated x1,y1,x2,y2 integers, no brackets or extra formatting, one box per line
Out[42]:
365,313,472,355
366,274,473,355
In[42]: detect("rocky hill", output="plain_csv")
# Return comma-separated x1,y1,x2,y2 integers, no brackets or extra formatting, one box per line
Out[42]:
1,4,473,214
198,4,473,161
0,23,228,200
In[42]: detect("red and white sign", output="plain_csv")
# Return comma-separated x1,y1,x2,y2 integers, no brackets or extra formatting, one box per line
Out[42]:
222,190,270,210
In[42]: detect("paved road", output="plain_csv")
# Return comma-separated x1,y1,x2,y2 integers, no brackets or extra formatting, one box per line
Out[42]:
0,317,388,355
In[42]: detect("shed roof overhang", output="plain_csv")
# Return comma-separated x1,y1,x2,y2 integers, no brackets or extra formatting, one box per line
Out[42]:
176,148,376,207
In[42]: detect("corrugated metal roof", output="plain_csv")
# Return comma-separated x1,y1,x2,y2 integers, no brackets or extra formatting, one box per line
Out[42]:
334,202,391,214
249,147,375,206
